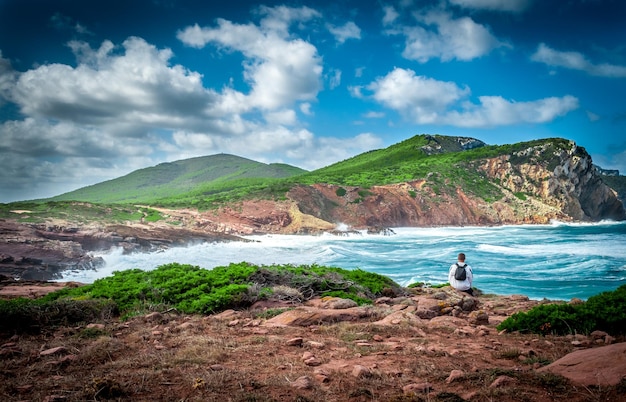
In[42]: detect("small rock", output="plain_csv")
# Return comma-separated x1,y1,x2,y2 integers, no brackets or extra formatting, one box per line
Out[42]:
403,382,433,394
302,351,314,361
286,337,303,346
446,369,464,384
174,322,194,331
227,319,240,327
86,323,105,330
40,347,67,356
307,341,325,349
304,357,322,366
490,375,515,388
144,312,163,322
210,364,224,371
352,365,371,378
290,376,314,390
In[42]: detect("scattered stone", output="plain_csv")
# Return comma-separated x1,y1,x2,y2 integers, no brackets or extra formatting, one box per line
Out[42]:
321,297,358,309
403,382,433,394
40,346,67,356
468,310,489,325
174,322,194,331
307,341,325,349
352,365,371,378
209,364,224,371
144,312,163,323
227,319,240,327
489,375,515,388
304,357,322,366
290,376,314,390
86,323,105,330
446,369,465,383
286,337,304,346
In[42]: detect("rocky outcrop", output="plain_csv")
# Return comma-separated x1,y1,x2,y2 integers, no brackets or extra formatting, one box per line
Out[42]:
0,219,245,280
282,140,624,231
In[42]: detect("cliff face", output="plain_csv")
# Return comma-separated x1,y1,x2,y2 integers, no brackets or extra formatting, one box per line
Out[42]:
285,140,625,232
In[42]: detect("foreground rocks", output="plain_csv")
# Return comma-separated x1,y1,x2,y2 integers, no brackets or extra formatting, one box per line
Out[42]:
1,282,624,401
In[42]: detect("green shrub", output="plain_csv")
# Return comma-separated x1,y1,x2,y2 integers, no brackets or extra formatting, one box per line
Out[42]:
37,263,404,316
335,187,347,197
497,284,626,336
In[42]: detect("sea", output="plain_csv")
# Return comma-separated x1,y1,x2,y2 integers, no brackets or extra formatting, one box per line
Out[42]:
58,221,626,301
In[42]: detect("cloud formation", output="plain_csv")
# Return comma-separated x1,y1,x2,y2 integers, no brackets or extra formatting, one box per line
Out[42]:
449,0,533,13
391,10,507,62
531,43,626,78
327,21,361,44
177,7,323,110
362,68,579,127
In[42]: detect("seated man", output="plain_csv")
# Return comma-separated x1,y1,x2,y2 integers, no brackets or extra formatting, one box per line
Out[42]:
448,252,474,296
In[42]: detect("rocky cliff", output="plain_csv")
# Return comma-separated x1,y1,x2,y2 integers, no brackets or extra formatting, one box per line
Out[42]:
285,139,625,231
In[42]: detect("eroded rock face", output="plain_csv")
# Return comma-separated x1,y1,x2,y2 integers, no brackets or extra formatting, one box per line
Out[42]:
285,140,625,231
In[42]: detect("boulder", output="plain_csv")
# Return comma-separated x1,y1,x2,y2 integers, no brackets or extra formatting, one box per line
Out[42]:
538,342,626,386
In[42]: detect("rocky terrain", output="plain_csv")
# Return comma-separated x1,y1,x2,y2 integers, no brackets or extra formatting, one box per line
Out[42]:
0,280,624,402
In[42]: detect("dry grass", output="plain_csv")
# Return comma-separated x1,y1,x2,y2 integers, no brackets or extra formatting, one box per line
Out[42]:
1,307,625,402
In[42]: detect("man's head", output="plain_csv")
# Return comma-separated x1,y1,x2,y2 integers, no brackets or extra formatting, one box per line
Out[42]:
458,253,466,262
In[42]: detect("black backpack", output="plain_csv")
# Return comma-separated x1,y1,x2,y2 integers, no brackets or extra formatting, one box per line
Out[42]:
454,263,467,281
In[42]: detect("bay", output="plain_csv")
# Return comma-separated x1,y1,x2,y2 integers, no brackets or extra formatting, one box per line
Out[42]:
59,221,626,301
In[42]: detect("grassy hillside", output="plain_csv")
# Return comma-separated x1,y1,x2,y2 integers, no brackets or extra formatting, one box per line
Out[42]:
155,135,572,209
50,154,307,204
11,134,577,211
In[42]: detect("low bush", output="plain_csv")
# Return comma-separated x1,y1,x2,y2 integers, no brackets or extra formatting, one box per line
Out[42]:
497,284,626,336
0,297,117,332
35,262,404,316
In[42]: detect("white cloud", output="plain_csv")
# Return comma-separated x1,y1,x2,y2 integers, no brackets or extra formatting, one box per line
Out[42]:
449,0,533,13
363,67,579,127
299,102,313,115
531,43,626,78
400,11,507,62
366,68,469,123
444,95,579,127
327,21,361,44
12,37,219,133
382,6,400,26
177,7,323,110
263,109,297,126
327,69,342,90
364,111,385,118
256,5,321,36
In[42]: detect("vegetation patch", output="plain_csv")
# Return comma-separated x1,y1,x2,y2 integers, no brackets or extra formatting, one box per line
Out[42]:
24,263,404,318
497,284,626,336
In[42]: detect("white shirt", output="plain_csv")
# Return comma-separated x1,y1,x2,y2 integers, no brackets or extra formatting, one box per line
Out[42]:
448,262,473,291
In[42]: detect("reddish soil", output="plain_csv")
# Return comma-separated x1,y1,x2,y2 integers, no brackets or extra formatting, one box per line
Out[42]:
1,282,624,402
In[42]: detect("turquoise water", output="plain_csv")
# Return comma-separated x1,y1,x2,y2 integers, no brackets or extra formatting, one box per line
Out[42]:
62,221,626,301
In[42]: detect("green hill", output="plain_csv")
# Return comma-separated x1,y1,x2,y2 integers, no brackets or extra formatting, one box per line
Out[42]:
50,154,307,204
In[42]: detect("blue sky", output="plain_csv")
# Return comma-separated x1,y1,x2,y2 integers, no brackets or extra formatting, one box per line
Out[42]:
0,0,625,202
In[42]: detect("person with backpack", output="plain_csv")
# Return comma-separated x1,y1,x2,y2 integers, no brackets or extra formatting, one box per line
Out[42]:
448,253,474,296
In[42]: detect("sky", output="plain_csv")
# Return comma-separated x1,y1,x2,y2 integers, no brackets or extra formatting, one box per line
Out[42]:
0,0,625,203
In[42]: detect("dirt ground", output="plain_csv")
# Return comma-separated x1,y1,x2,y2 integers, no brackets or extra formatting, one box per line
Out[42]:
1,282,625,402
